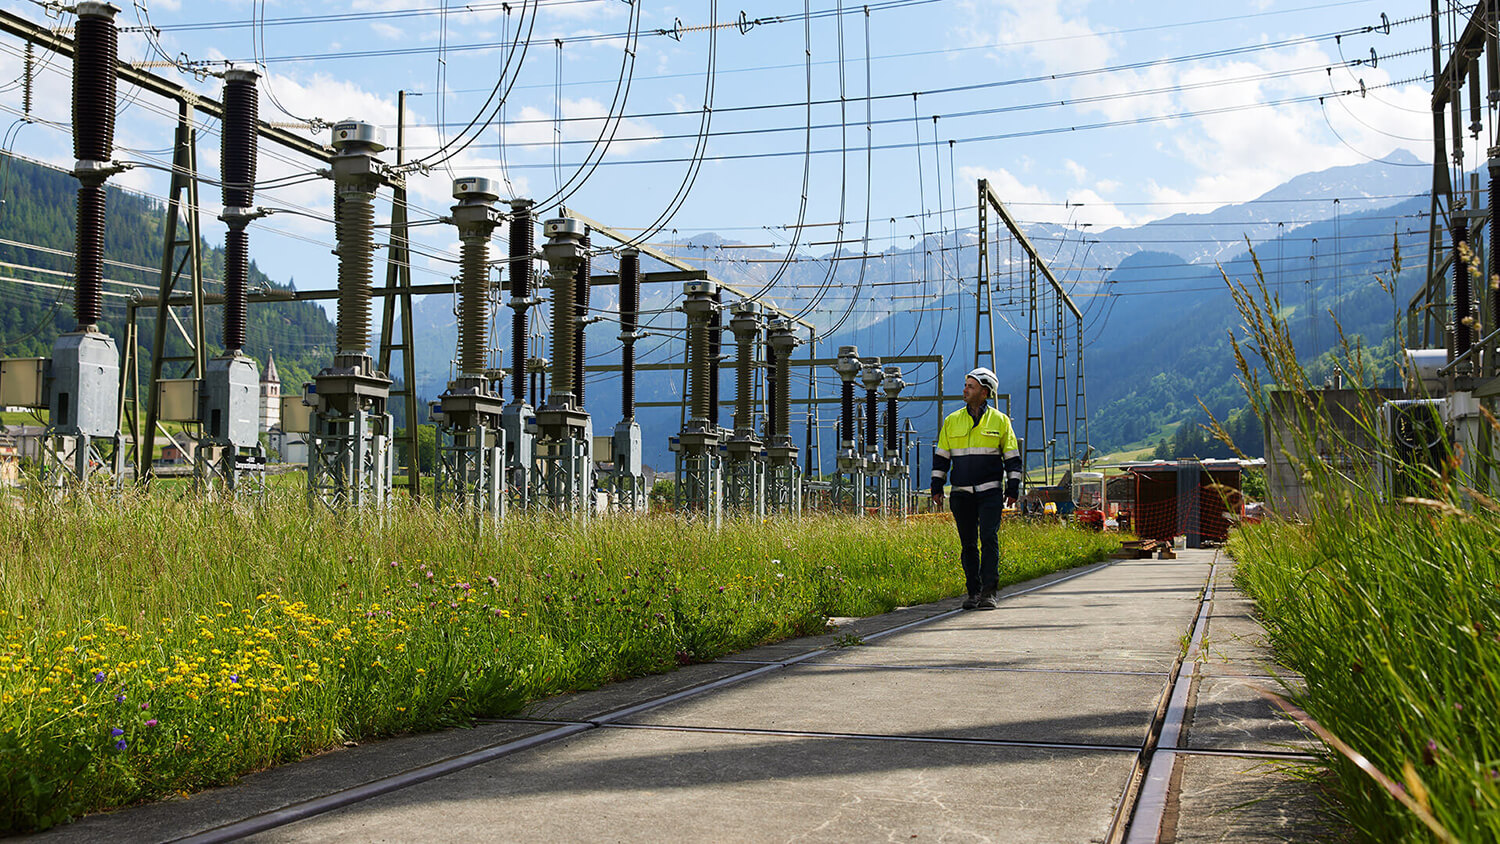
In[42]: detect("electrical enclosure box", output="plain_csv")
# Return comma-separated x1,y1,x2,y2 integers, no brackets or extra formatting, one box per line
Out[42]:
280,394,312,434
501,403,534,469
593,435,614,461
48,331,119,437
613,420,642,475
1378,399,1451,500
0,357,47,408
202,356,260,448
156,379,199,422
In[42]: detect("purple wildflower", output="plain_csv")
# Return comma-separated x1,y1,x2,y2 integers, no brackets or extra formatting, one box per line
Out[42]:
110,728,124,737
93,672,106,683
229,674,239,683
140,702,149,711
115,693,126,704
144,719,158,728
114,739,128,751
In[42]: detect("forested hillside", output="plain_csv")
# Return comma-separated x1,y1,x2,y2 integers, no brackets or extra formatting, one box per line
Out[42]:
0,152,334,392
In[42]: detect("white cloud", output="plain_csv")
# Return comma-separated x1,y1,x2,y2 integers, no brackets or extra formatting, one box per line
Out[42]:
957,0,1115,74
960,164,1139,229
953,6,1434,221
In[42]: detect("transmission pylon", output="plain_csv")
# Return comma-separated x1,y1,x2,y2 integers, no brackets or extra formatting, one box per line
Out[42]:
975,180,997,373
1050,288,1071,478
1023,257,1047,481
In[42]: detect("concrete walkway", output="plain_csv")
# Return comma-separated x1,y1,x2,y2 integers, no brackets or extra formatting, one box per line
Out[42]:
36,549,1336,843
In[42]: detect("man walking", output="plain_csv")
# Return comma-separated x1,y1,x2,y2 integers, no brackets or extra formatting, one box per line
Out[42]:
931,368,1022,610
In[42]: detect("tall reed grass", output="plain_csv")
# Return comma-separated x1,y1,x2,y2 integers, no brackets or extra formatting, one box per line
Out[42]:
0,488,1116,832
1215,249,1500,842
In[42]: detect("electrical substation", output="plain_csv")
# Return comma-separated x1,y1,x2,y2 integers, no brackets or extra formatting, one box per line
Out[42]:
1398,1,1500,501
0,4,1105,519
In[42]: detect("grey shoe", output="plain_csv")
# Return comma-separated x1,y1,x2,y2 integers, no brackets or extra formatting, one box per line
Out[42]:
976,590,1001,610
961,593,980,610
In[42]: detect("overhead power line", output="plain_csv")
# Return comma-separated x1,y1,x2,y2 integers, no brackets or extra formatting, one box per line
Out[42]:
495,76,1431,169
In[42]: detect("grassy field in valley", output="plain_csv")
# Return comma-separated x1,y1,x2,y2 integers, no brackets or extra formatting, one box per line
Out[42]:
0,489,1118,832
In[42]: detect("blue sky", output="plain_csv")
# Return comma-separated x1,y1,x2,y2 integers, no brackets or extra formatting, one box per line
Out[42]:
0,0,1438,304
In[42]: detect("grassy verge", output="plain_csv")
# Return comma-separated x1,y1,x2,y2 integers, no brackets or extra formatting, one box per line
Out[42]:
1213,250,1500,841
1230,513,1500,841
0,490,1116,833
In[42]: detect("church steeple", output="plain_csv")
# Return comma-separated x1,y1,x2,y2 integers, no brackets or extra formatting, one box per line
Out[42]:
260,349,282,432
261,349,280,385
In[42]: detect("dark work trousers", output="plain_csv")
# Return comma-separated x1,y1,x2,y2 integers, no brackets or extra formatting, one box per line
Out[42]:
949,489,1005,595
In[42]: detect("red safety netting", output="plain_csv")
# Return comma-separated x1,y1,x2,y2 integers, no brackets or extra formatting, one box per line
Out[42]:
1128,468,1243,544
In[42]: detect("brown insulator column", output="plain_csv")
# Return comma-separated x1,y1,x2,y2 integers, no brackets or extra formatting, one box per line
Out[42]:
840,380,855,444
457,235,490,375
860,359,883,453
1490,155,1500,336
1455,215,1472,359
573,234,591,407
619,248,640,419
549,261,576,406
833,345,862,447
688,318,709,423
682,283,718,425
335,186,375,353
74,187,106,329
885,396,898,453
728,302,761,435
708,288,722,427
452,178,501,378
883,365,905,457
765,344,777,439
71,3,120,330
509,199,534,402
220,68,259,353
329,121,385,356
774,345,791,439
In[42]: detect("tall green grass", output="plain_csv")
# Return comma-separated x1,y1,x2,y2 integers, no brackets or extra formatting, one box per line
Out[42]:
0,489,1116,832
1215,250,1500,842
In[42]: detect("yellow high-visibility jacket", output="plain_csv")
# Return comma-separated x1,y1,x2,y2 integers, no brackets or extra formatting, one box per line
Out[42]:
932,404,1023,498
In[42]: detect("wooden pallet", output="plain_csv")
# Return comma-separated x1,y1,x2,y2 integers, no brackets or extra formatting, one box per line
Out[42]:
1113,539,1176,560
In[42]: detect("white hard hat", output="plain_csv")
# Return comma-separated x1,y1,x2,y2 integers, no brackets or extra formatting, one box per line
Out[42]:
966,367,999,397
